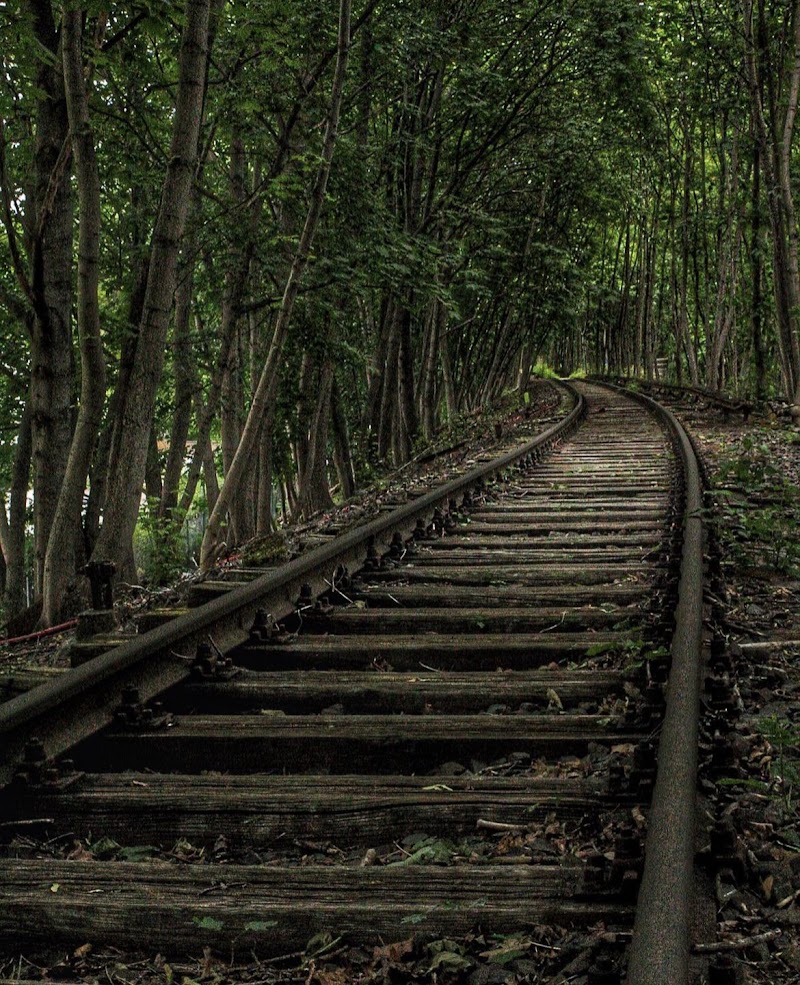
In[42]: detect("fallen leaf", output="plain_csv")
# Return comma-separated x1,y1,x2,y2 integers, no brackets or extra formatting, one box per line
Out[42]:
68,841,94,861
373,938,414,963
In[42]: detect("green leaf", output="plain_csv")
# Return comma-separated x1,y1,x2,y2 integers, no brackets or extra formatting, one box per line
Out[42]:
118,845,160,861
244,920,278,931
89,836,121,858
480,935,531,965
192,916,224,931
428,951,473,971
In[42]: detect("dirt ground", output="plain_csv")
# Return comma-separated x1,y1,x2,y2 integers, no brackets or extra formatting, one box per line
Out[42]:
650,389,800,985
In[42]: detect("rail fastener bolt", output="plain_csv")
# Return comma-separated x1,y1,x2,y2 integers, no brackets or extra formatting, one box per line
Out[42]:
248,609,284,645
588,952,621,985
607,759,627,796
582,853,608,892
630,741,657,793
710,817,747,883
610,822,643,898
708,953,741,985
363,543,381,571
643,681,665,722
709,635,733,673
296,584,314,609
707,731,741,782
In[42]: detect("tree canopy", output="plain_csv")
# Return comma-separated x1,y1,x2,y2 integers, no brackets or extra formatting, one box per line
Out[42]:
1,0,799,624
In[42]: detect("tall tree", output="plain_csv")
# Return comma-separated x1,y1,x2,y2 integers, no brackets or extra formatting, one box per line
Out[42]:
89,0,215,579
41,5,106,626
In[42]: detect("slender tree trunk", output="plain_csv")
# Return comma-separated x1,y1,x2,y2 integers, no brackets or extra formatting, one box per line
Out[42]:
23,1,74,596
1,404,32,620
331,377,355,499
440,325,457,421
160,210,199,520
297,359,334,518
255,413,275,536
42,8,107,626
398,305,417,456
751,136,768,398
376,304,402,460
295,350,315,484
90,0,213,569
744,0,800,405
202,436,219,515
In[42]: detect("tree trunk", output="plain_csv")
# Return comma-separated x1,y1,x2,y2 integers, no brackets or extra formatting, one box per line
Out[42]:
0,404,32,620
751,134,768,399
255,413,275,536
331,377,356,500
24,1,75,596
744,0,800,404
90,0,213,569
376,304,402,460
440,325,458,422
159,213,199,520
202,436,219,515
297,359,334,519
41,8,107,626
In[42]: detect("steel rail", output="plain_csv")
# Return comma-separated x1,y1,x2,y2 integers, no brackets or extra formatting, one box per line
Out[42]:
0,384,585,788
599,385,706,985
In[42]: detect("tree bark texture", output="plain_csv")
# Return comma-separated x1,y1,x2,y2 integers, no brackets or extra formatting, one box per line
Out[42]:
42,6,107,626
24,0,75,595
90,0,213,570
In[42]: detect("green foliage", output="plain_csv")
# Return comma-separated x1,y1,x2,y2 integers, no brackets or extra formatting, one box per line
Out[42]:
3,0,798,615
717,436,800,575
133,499,186,586
759,715,800,813
532,362,560,380
387,836,458,867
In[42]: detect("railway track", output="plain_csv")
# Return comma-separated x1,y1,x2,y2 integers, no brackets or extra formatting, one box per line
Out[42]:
0,382,707,984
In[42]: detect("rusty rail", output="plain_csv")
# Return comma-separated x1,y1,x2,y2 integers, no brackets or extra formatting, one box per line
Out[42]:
601,384,706,985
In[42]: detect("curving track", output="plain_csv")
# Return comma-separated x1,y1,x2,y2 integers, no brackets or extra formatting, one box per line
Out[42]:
0,383,706,983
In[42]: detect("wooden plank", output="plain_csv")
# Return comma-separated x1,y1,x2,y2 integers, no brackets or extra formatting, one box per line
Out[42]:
0,859,634,953
470,501,668,513
10,773,619,845
361,564,651,586
512,485,666,496
301,606,640,634
459,520,665,535
406,548,659,564
456,511,666,523
234,631,639,671
82,713,643,774
176,667,628,713
0,667,65,700
354,584,645,607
